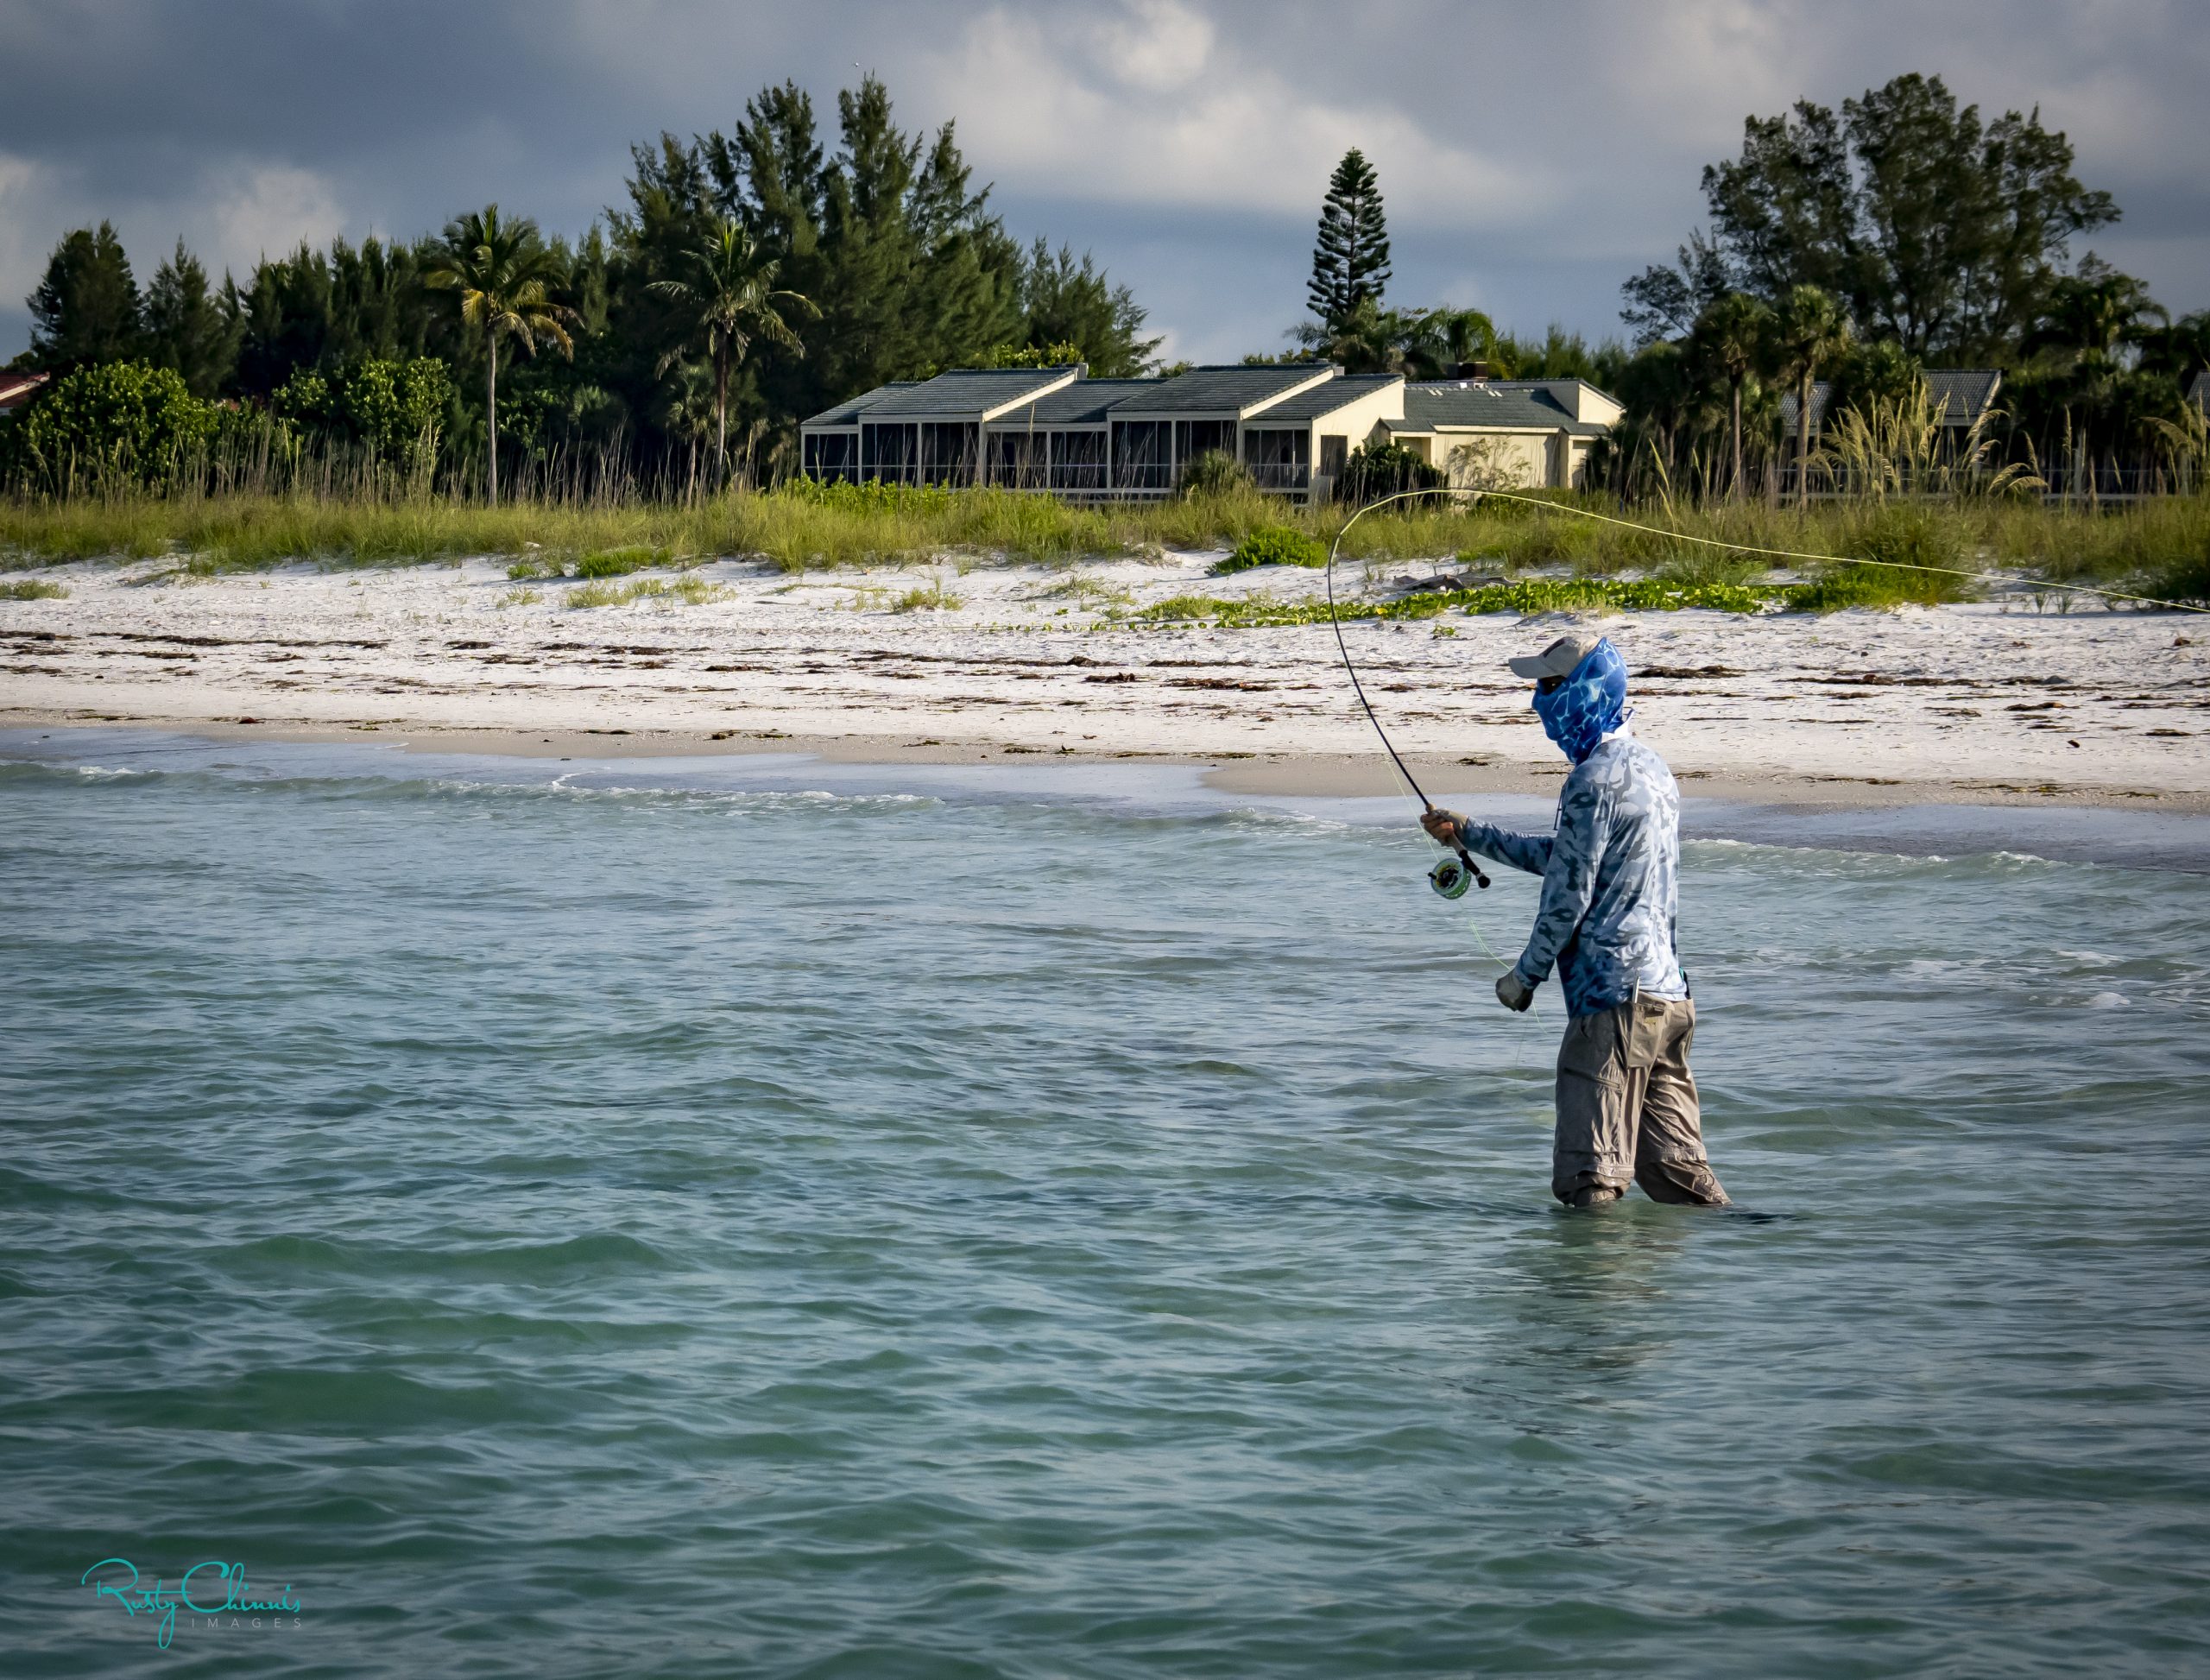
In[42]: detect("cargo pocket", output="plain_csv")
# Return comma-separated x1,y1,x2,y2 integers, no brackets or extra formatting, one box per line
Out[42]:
1557,1009,1625,1089
1555,1009,1631,1192
1622,988,1669,1071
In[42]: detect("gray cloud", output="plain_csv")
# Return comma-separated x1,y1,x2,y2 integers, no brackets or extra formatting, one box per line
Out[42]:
3,0,2205,363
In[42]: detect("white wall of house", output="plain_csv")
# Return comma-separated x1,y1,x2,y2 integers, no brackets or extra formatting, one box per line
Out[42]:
1551,383,1622,426
1297,382,1412,470
1411,428,1556,489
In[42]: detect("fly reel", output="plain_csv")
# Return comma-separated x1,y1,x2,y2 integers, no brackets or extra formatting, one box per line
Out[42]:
1430,852,1488,899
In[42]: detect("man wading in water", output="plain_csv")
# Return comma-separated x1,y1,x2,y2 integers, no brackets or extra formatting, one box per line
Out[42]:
1423,634,1731,1209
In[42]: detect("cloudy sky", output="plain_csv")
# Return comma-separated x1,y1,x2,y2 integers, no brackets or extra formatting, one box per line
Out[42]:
3,0,2204,363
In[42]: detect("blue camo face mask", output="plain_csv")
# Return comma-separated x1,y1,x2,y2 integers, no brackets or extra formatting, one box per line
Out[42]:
1531,639,1630,764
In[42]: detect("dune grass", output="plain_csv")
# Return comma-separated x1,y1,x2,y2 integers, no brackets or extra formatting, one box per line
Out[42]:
2,481,2203,606
0,577,68,599
562,574,733,609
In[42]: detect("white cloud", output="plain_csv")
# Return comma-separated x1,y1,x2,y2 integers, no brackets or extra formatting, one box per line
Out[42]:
0,152,56,313
3,0,2207,363
1095,0,1216,93
200,163,346,270
916,2,1540,224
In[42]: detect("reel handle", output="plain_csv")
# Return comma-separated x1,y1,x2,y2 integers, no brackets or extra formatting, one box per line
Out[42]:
1456,844,1492,890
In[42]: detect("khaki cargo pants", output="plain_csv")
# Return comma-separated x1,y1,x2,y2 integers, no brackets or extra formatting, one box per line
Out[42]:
1553,992,1729,1207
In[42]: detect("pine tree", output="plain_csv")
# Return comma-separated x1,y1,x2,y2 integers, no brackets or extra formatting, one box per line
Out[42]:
27,222,142,372
1306,149,1392,331
144,241,241,397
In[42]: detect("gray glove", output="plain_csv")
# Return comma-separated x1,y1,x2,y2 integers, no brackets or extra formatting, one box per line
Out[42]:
1420,808,1468,846
1495,971,1534,1013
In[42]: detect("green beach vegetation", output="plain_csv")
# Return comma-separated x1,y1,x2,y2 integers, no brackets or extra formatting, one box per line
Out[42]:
2,69,2204,615
3,476,2204,609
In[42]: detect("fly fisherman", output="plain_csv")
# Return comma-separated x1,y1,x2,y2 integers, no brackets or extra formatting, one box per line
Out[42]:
1422,634,1730,1209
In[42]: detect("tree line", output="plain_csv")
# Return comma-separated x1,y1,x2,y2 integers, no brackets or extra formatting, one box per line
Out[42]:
3,76,1159,496
9,69,2206,504
1285,75,2207,499
1614,73,2208,495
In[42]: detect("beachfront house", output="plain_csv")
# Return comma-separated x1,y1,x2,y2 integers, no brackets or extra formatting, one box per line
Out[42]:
1380,379,1620,492
0,369,50,414
1777,369,2005,442
799,363,1617,503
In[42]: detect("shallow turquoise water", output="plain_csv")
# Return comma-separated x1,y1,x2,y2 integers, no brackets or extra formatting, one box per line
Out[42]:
3,736,2207,1677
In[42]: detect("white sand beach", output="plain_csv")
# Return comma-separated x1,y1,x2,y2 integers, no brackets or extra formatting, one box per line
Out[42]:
3,552,2205,809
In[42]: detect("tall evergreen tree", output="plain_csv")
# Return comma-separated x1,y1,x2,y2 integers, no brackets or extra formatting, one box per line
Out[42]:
28,222,142,373
1016,239,1159,376
1626,73,2118,362
1306,149,1392,330
143,241,240,398
612,76,1032,456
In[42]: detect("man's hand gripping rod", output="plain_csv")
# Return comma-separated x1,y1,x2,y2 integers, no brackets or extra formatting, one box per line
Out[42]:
1421,807,1491,899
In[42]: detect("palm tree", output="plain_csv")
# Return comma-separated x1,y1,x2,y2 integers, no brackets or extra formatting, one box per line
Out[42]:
1769,285,1852,507
649,219,818,488
424,205,578,507
1400,306,1498,380
1693,292,1773,498
2025,270,2163,365
656,361,718,501
2137,308,2210,385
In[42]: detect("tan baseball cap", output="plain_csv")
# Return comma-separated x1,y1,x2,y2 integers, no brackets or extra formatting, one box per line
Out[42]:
1506,633,1605,680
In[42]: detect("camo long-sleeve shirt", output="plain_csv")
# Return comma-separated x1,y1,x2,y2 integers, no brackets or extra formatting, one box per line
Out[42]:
1455,728,1689,1017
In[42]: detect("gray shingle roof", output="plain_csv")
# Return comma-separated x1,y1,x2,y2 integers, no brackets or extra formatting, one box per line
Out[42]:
1389,382,1600,435
987,378,1163,426
1245,373,1403,422
854,366,1082,420
1777,384,1833,436
1105,363,1334,416
1780,369,2002,436
802,382,919,428
1487,378,1599,407
1924,369,2001,425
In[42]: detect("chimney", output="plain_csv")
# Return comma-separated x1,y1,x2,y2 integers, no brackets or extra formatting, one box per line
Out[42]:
1455,361,1491,382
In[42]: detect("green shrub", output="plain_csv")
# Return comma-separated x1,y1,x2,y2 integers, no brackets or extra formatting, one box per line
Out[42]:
562,579,628,608
0,578,68,599
2151,550,2210,604
890,579,962,612
1180,450,1252,498
1213,526,1328,573
12,362,218,489
574,545,668,578
272,357,453,470
1340,439,1443,502
1839,504,1976,603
